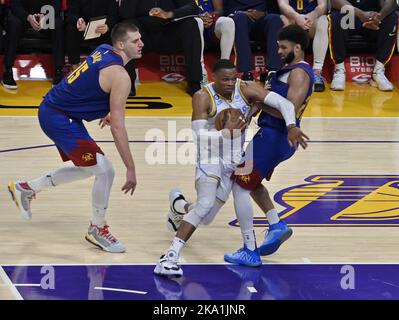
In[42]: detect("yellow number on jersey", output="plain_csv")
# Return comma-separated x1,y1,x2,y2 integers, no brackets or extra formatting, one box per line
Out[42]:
67,61,89,84
297,0,304,11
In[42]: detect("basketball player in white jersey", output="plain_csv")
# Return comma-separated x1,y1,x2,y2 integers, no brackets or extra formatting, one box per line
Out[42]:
154,59,308,277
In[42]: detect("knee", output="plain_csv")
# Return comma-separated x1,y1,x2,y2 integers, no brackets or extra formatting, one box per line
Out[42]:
316,15,328,30
180,18,199,31
94,154,115,179
233,12,248,25
381,11,397,27
263,14,283,29
196,197,215,217
217,17,235,34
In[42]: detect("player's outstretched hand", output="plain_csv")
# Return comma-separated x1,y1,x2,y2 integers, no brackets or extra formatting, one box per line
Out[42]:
287,126,309,150
99,114,111,128
122,168,137,195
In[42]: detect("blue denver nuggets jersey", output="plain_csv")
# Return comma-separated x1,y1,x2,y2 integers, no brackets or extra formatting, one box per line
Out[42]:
290,0,317,14
195,0,214,14
258,62,314,128
43,44,123,122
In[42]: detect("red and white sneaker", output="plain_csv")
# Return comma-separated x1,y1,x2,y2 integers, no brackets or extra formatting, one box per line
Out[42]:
85,223,126,253
8,181,36,220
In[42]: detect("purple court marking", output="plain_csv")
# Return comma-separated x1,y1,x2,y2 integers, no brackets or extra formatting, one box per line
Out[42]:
230,175,399,227
1,140,399,154
2,264,399,300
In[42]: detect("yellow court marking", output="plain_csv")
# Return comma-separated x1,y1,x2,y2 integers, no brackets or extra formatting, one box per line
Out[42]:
1,80,399,117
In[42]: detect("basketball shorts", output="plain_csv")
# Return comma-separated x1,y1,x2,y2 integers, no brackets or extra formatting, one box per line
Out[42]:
196,163,234,203
231,126,296,191
38,102,104,167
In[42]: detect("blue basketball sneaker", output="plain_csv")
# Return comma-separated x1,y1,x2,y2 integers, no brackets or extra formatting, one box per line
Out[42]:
258,220,293,256
224,245,262,267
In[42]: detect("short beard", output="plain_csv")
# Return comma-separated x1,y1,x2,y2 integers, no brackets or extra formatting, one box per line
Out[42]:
283,51,295,64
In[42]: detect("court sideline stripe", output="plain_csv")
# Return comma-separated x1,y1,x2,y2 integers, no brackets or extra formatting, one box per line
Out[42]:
2,140,399,154
0,266,24,300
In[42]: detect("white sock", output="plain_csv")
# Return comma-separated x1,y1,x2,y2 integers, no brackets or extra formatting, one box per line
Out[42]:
335,62,345,72
92,208,106,227
313,15,328,71
167,237,185,259
242,230,256,250
232,183,256,249
174,198,188,214
266,208,280,225
373,60,385,74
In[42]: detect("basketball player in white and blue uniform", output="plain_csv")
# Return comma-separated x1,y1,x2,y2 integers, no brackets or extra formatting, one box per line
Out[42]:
154,59,308,277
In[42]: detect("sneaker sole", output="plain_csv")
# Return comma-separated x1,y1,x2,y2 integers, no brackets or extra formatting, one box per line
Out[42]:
1,81,18,90
7,182,32,220
258,228,293,256
153,264,183,278
85,234,125,253
223,255,262,267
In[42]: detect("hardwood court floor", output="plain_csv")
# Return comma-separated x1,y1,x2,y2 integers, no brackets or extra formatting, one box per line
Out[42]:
0,81,399,299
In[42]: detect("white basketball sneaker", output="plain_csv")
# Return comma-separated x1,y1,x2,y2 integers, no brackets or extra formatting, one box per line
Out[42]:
8,181,36,220
371,62,393,91
330,64,346,91
154,251,183,278
166,188,187,232
85,223,126,253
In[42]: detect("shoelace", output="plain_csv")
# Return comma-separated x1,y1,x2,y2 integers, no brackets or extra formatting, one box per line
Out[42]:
98,225,117,243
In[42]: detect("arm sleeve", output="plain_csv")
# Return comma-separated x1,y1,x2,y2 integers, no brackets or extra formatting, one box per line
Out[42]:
263,92,296,127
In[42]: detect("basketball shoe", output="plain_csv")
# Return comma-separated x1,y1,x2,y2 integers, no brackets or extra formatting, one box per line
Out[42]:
166,188,187,232
258,220,293,256
224,245,262,267
154,251,183,278
85,223,126,253
8,181,36,220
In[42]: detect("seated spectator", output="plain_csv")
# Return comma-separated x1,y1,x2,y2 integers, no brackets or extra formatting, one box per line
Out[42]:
277,0,328,92
225,0,283,81
195,0,235,86
330,0,397,91
119,0,202,96
1,0,65,90
66,0,119,70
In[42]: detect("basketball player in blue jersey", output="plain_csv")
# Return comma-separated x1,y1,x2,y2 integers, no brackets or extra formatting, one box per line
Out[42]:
154,59,308,277
225,25,314,266
8,22,144,253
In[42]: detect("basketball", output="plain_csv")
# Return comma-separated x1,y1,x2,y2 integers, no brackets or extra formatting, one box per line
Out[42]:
214,108,245,131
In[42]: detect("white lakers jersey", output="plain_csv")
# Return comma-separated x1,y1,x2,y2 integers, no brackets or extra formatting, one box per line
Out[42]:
204,79,251,129
197,79,252,173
